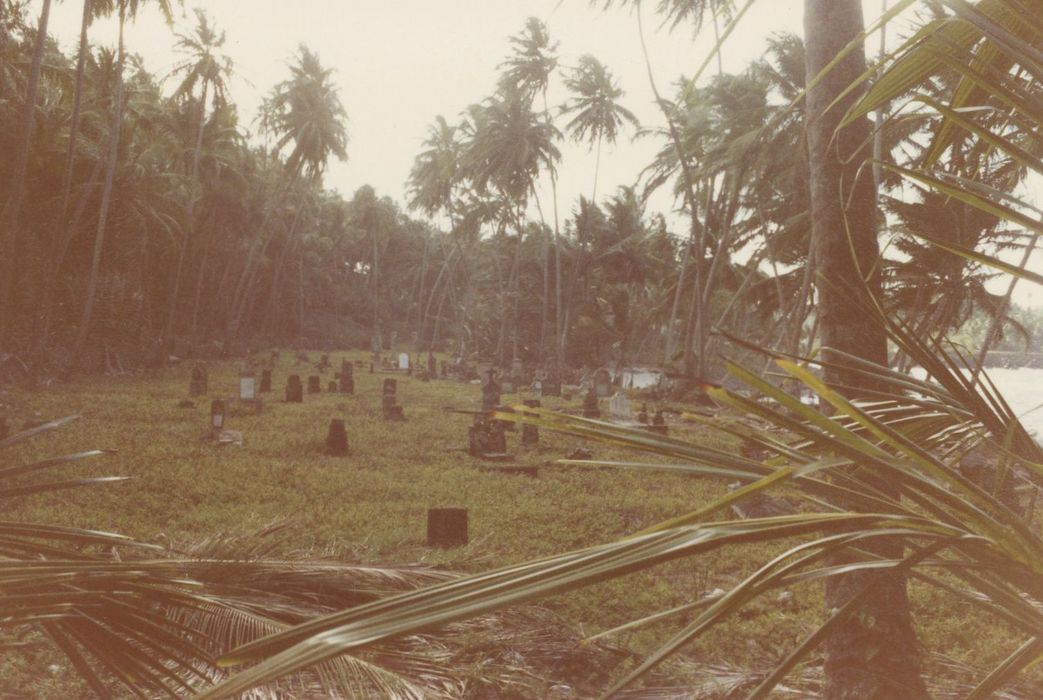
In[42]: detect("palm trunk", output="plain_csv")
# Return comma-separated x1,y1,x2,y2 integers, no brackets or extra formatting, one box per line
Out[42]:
189,207,217,338
804,1,926,696
0,0,53,341
166,80,209,340
74,7,127,358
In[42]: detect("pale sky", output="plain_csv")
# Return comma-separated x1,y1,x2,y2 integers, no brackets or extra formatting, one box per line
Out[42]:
28,0,1041,308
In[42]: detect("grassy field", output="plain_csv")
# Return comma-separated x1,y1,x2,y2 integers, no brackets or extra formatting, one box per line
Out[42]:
1,350,1027,696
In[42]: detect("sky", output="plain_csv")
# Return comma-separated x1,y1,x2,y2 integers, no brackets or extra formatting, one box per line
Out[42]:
28,0,1041,308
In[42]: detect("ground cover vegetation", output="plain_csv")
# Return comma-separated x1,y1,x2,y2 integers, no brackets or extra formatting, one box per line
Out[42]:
2,0,1042,696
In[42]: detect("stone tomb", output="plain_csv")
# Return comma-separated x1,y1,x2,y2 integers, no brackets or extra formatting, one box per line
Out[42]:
609,392,631,420
382,378,405,420
285,375,303,403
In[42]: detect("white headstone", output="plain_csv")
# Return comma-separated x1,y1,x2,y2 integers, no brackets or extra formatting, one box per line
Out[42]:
239,376,256,401
609,392,631,419
399,352,410,370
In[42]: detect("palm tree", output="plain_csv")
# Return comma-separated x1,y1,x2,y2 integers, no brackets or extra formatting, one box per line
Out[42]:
165,8,232,340
0,0,53,343
228,44,347,338
74,0,179,357
804,0,926,696
561,54,639,203
498,17,562,365
462,87,560,363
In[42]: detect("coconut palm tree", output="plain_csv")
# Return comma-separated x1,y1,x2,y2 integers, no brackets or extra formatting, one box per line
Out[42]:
561,54,639,203
498,16,563,365
165,8,233,339
228,44,347,338
74,0,179,357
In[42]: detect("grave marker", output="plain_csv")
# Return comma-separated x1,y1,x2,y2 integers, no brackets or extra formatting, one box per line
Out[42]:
582,388,601,418
398,352,410,370
609,392,631,420
594,368,613,398
327,380,338,392
427,508,468,547
307,376,321,394
210,400,225,433
239,372,256,402
521,399,540,447
286,375,303,403
259,369,272,393
325,419,350,456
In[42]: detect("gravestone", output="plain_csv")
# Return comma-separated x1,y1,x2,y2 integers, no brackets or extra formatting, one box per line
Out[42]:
339,362,354,394
594,368,613,398
318,354,330,370
650,410,668,435
325,419,350,456
582,388,601,418
327,380,338,392
468,419,507,457
210,399,225,433
609,392,631,420
511,358,524,380
428,354,437,377
286,375,303,403
521,399,540,447
307,376,321,394
189,363,208,396
427,508,468,547
502,379,515,394
398,352,410,370
259,369,272,393
382,378,405,420
239,372,256,402
481,370,501,413
637,403,649,424
542,374,562,398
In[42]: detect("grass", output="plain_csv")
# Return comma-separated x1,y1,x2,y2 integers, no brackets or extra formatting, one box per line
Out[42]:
1,349,1030,696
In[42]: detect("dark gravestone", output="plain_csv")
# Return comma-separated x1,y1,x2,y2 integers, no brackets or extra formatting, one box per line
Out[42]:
650,410,668,435
427,508,468,547
340,374,355,394
327,380,338,392
382,378,405,420
481,372,501,413
307,376,321,394
521,399,540,447
582,388,601,418
189,363,208,396
468,420,507,457
325,419,350,456
428,354,437,377
286,375,303,403
594,368,613,398
210,400,225,433
259,369,272,393
637,403,649,424
383,378,397,397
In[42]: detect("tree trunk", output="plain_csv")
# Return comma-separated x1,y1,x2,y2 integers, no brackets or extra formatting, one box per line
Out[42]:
74,7,127,358
0,0,52,342
804,1,927,697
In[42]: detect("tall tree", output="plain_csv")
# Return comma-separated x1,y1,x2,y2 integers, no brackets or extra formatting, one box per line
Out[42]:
561,54,639,203
804,0,927,697
166,8,232,339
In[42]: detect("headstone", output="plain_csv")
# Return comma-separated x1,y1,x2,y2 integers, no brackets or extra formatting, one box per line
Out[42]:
286,375,303,403
327,380,338,392
428,354,437,377
325,418,350,456
650,410,668,435
594,368,613,398
427,508,468,547
481,370,501,413
609,392,631,420
307,376,321,394
542,377,561,398
637,403,649,424
339,371,354,395
398,352,410,370
511,357,524,379
521,399,540,447
239,372,256,401
382,378,405,420
210,400,225,433
259,369,272,393
582,388,600,418
189,363,208,396
468,420,507,457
